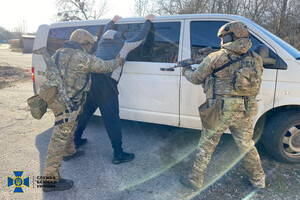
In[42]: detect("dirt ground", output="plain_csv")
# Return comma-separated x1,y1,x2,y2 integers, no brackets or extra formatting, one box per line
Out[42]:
0,44,32,89
0,46,299,200
0,65,31,89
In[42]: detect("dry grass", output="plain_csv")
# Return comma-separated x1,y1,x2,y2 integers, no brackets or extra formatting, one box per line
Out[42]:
0,64,31,89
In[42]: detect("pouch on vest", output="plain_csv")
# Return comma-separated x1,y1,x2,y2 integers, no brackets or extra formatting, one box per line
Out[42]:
221,97,246,112
244,97,258,117
198,99,220,130
212,51,262,97
233,58,262,97
27,94,47,119
39,85,57,105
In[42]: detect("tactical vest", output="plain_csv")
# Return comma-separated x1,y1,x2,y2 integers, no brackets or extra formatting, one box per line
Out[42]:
204,51,262,99
53,50,91,109
38,49,91,111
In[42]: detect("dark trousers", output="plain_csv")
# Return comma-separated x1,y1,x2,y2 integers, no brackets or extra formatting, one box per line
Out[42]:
74,74,123,153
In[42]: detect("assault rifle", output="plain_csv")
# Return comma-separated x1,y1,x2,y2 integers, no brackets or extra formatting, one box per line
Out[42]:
160,46,215,71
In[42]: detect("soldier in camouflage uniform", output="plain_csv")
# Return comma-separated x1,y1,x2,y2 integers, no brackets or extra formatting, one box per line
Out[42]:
179,21,265,190
34,29,122,192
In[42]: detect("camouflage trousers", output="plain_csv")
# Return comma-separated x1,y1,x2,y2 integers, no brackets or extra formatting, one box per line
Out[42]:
43,104,82,182
189,111,265,188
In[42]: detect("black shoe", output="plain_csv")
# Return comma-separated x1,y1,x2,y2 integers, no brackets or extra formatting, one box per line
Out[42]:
179,176,200,190
43,178,73,192
112,151,135,164
75,138,87,149
63,150,85,161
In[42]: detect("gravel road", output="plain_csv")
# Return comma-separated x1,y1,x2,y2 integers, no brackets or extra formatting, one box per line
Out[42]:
0,47,32,69
0,47,299,200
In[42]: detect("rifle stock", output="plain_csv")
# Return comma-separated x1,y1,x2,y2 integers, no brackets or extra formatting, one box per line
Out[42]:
160,47,215,72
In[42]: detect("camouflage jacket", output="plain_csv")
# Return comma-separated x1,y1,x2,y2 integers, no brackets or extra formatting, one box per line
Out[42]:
183,38,263,99
47,41,119,114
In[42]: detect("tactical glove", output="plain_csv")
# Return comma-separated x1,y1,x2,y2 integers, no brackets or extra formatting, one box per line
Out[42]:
182,66,192,76
177,61,191,67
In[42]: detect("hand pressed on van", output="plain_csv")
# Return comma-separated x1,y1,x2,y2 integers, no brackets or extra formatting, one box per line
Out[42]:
145,14,155,22
112,15,122,22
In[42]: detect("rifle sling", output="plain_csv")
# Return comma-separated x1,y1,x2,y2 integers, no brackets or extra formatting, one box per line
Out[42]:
54,51,91,102
212,51,249,77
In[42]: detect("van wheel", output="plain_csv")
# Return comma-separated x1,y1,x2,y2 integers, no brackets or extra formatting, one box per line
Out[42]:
263,110,300,163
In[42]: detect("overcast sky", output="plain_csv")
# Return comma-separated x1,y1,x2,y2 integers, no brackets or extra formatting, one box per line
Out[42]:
0,0,135,33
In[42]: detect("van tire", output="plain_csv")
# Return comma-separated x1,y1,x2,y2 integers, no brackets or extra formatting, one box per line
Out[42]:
263,110,300,163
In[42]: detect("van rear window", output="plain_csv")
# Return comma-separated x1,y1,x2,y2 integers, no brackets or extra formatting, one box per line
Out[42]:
47,25,101,55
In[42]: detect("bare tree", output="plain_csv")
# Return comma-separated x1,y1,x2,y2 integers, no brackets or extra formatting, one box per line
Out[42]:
287,0,300,49
136,0,299,49
180,0,210,14
277,0,288,35
151,0,179,15
151,0,209,15
56,0,109,21
13,20,28,35
0,27,13,42
150,0,246,15
240,0,270,25
132,0,155,16
209,0,242,14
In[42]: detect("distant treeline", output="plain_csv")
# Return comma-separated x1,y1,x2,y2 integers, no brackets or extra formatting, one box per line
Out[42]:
0,27,25,43
134,0,300,51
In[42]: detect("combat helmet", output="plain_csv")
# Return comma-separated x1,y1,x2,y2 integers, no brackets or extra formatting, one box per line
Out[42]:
217,21,249,44
70,29,94,46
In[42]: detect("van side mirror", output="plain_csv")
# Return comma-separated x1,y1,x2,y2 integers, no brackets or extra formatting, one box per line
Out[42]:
254,44,287,70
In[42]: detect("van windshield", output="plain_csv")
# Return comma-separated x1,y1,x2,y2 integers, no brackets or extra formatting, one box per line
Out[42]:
245,18,300,59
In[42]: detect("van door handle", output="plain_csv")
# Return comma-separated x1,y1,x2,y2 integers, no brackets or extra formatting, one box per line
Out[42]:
160,66,175,71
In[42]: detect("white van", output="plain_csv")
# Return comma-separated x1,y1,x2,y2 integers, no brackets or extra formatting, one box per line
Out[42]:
32,14,300,163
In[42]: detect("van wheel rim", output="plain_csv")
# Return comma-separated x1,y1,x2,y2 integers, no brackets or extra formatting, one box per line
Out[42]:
282,125,300,157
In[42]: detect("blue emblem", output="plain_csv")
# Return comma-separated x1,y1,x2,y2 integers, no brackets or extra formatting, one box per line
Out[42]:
7,171,30,193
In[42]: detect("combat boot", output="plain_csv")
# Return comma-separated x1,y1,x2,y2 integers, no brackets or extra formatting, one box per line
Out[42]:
112,151,135,164
75,138,88,149
63,150,85,161
250,178,265,188
43,178,73,192
179,175,200,190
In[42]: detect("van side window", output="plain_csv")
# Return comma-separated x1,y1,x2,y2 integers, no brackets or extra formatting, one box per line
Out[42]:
190,21,263,58
47,22,181,63
190,21,225,58
250,34,263,50
122,22,181,63
47,25,101,55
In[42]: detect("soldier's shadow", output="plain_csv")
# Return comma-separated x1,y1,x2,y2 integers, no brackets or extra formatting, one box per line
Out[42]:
35,116,110,197
35,127,52,176
34,116,201,199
